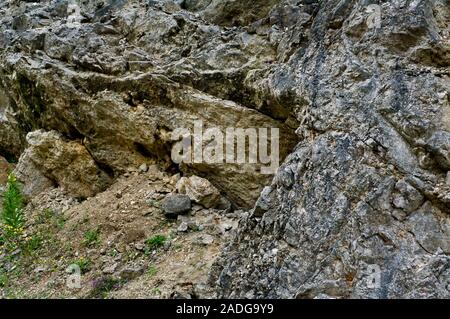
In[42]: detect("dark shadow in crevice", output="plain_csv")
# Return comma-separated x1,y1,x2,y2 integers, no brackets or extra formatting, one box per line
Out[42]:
134,142,153,158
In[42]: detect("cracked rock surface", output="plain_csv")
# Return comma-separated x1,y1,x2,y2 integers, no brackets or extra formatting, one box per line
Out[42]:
209,0,450,299
0,0,449,299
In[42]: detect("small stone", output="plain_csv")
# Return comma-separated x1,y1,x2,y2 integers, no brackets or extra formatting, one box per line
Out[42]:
176,176,221,208
33,266,47,273
163,240,172,251
123,228,145,244
134,242,145,251
392,209,407,221
142,210,153,216
277,168,294,188
393,179,424,213
393,195,406,209
170,173,181,185
139,163,148,173
162,194,192,218
119,265,145,280
177,215,190,222
222,223,233,231
196,234,214,245
188,221,200,231
177,222,188,232
102,262,119,274
446,172,450,186
170,290,193,299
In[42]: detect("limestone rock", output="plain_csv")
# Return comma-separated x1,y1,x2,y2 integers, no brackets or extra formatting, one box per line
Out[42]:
102,263,119,275
176,176,221,209
119,264,146,280
427,131,450,170
0,0,449,300
0,0,298,209
196,234,214,246
138,163,148,173
177,221,189,233
162,194,192,218
0,156,10,185
18,130,112,199
14,149,54,198
209,0,450,299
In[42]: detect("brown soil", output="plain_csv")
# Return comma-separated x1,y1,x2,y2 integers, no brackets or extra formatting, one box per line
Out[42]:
0,165,239,299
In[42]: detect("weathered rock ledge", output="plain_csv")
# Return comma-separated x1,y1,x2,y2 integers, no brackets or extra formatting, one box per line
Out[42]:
0,0,449,299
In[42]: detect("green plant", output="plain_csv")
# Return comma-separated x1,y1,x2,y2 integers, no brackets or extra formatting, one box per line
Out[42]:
145,235,166,250
147,200,160,208
36,209,53,224
23,234,43,253
89,277,124,299
1,174,24,240
147,265,158,278
54,216,66,230
83,229,100,247
151,287,161,295
107,249,119,258
37,209,66,230
73,257,91,274
0,270,7,288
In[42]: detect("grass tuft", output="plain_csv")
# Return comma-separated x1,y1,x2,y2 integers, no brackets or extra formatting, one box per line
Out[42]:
83,229,100,247
1,174,25,242
145,235,166,250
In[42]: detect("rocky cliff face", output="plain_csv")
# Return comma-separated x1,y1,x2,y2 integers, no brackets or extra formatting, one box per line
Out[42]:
0,0,299,207
0,0,449,299
209,0,450,298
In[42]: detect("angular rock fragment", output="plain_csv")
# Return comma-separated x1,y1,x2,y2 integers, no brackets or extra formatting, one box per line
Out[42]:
0,156,10,185
0,0,449,300
162,194,192,218
14,149,54,198
427,131,450,170
176,176,221,209
16,130,112,199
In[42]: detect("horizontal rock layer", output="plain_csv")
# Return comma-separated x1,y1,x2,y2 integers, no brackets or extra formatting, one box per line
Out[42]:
0,0,449,299
0,0,300,207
